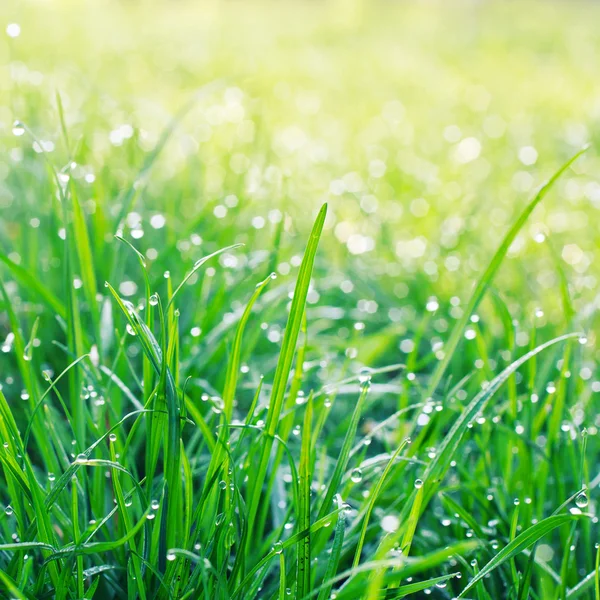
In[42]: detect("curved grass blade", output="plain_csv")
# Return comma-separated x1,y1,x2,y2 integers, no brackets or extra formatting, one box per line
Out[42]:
458,513,588,599
423,146,588,401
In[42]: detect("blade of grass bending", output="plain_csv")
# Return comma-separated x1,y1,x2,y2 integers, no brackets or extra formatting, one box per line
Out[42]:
424,146,588,402
458,513,588,598
420,332,580,511
245,204,327,548
297,395,313,599
371,332,579,575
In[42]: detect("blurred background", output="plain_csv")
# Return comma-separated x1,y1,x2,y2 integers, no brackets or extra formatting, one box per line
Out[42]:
1,0,600,382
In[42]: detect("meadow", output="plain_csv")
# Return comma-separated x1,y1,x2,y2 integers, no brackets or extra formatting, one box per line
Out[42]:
0,0,598,598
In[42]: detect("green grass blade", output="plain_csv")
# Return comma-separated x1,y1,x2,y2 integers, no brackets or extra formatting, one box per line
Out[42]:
458,514,588,599
296,395,313,599
424,146,588,401
245,204,327,546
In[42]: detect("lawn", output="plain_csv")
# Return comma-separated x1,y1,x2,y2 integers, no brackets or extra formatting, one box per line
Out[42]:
0,0,598,598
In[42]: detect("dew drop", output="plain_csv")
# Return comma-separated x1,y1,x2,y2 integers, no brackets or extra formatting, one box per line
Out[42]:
358,367,372,385
151,499,160,510
149,294,159,306
166,552,176,561
350,468,363,483
273,541,283,554
414,478,424,489
219,480,227,490
575,492,588,508
5,506,13,516
75,453,88,464
12,121,25,137
109,433,117,443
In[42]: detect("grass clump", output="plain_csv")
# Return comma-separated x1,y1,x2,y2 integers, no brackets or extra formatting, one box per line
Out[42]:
0,1,598,598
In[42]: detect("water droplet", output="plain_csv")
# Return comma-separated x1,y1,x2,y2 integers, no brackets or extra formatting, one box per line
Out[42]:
575,492,588,508
109,433,117,443
48,472,55,482
414,478,424,489
350,468,363,483
219,480,227,490
5,506,13,516
146,513,155,520
273,541,283,554
124,498,133,507
126,324,136,336
149,294,158,306
12,121,25,137
151,499,159,510
166,552,176,561
75,453,88,464
578,336,588,345
358,367,372,385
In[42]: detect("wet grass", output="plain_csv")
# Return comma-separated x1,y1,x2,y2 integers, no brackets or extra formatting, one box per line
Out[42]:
0,1,598,598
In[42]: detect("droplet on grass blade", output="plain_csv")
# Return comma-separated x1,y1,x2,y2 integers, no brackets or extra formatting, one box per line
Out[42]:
273,541,283,554
350,468,362,483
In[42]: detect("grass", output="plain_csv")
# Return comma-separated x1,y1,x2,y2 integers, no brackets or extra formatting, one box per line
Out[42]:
0,0,599,598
